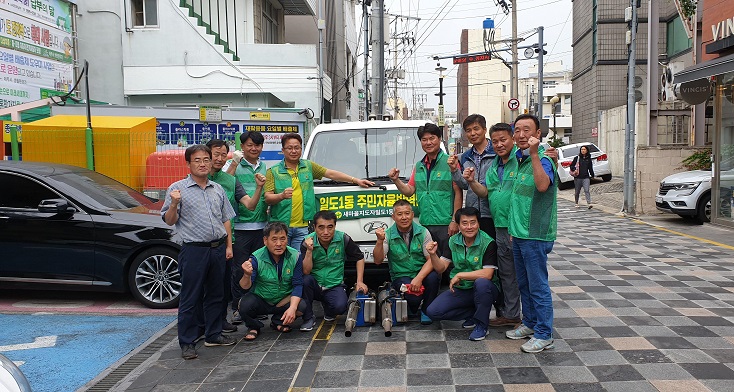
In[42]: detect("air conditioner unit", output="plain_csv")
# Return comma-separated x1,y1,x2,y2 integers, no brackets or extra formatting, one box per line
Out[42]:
661,61,684,102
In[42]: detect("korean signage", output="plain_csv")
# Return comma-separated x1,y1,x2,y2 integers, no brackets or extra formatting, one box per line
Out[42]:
452,53,490,64
2,120,22,142
154,119,303,166
318,190,418,220
0,1,74,108
199,105,221,122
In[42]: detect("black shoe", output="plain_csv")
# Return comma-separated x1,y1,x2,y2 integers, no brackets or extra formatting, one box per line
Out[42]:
181,344,197,360
231,310,243,325
204,334,238,347
194,328,205,343
222,321,238,333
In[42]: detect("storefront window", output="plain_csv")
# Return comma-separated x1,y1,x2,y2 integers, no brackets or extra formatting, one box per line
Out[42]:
715,72,734,225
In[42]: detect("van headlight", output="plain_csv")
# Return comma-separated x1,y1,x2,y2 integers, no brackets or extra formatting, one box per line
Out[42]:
673,182,700,196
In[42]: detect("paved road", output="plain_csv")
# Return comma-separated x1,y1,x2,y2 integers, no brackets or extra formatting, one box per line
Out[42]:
103,199,734,392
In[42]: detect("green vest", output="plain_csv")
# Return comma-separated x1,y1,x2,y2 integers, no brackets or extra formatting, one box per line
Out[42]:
251,246,299,305
234,160,268,223
508,147,558,241
386,222,427,280
414,150,454,226
485,146,519,228
269,159,317,224
448,231,500,291
307,231,346,289
208,170,237,215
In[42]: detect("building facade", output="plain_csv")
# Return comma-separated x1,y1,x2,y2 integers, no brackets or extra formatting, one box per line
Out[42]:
518,61,573,142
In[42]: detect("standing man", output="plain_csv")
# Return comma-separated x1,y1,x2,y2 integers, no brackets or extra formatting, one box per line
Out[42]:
373,199,439,324
162,144,237,360
504,114,558,353
237,222,307,340
299,211,368,331
224,131,269,324
265,133,374,251
448,114,497,241
461,123,522,327
206,138,265,332
388,123,462,259
424,207,500,341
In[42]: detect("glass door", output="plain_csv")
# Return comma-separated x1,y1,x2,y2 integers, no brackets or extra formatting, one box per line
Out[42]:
714,72,734,226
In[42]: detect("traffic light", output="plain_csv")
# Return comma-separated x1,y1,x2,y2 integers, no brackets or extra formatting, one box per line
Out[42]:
534,48,547,55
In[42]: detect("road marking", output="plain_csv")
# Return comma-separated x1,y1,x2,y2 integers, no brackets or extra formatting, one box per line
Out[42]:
631,219,734,251
313,320,334,341
0,336,57,352
13,361,25,366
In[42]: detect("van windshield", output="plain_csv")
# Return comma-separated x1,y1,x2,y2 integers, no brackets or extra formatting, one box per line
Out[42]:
308,127,423,180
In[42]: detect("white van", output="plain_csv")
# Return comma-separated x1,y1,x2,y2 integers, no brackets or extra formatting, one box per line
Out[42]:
303,120,433,284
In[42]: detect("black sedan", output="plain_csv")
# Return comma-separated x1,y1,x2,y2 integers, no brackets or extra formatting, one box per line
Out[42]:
0,161,181,309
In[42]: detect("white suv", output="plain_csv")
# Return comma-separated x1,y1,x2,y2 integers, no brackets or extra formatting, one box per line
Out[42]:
656,166,734,223
303,120,432,284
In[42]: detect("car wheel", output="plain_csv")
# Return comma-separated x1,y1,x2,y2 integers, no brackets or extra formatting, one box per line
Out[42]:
696,193,711,223
558,181,574,190
601,174,612,182
128,247,181,309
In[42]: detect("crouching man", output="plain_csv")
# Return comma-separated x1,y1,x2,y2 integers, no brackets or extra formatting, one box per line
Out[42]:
425,207,500,341
299,211,368,331
237,222,306,340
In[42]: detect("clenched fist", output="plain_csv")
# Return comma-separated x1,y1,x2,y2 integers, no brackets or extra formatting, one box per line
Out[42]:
232,150,244,164
242,258,253,276
388,167,401,181
447,155,460,172
254,173,266,187
303,236,314,251
462,167,475,183
425,241,439,255
528,136,540,154
282,187,294,199
375,227,386,241
170,189,181,205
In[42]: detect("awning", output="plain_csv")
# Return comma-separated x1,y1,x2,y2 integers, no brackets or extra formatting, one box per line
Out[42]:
674,53,734,84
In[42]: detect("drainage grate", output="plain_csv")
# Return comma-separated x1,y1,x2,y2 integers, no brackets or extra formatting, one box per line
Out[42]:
85,326,177,391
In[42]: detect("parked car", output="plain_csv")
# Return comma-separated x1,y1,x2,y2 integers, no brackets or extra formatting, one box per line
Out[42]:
552,142,613,189
304,120,435,285
0,353,30,392
656,166,734,223
0,161,181,309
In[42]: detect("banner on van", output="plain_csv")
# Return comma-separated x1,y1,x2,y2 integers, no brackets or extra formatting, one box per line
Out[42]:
318,191,419,220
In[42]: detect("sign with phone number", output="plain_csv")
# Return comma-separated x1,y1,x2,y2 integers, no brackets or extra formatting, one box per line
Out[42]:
318,191,419,220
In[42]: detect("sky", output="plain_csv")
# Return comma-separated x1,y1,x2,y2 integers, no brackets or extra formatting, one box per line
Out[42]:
360,0,574,113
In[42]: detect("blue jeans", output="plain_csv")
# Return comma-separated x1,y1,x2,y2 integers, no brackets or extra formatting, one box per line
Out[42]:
301,275,348,320
425,278,499,328
513,238,554,340
288,226,309,251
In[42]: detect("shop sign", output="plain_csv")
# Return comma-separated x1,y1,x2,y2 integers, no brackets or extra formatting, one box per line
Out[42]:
2,120,22,142
675,78,712,105
318,190,419,220
707,16,734,53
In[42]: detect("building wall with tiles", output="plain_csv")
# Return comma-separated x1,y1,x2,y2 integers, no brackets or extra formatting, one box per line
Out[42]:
636,145,701,214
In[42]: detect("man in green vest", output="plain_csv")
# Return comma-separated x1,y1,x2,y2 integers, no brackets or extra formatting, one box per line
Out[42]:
265,133,374,251
460,123,522,328
206,139,265,334
388,123,462,260
298,210,368,331
503,114,558,353
373,199,440,325
237,221,307,339
424,207,500,341
224,131,269,325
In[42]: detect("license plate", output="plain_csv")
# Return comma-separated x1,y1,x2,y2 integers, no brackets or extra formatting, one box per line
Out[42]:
359,245,375,262
655,196,662,203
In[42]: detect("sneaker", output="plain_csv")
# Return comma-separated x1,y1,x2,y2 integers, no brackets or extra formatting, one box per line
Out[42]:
420,311,433,325
300,317,316,332
204,334,237,347
231,310,243,325
469,325,488,341
323,315,336,322
588,204,593,209
489,317,522,327
181,344,197,360
575,204,580,208
462,319,476,329
521,337,555,353
505,324,534,340
222,321,238,333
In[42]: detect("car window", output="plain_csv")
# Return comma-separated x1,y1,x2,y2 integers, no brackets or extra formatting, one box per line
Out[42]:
308,127,422,179
50,171,154,210
560,144,600,157
0,173,60,209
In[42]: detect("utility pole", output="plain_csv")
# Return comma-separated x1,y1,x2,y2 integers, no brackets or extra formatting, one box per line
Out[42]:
623,0,639,214
510,0,518,118
377,0,385,117
317,0,324,123
363,0,370,120
537,26,544,123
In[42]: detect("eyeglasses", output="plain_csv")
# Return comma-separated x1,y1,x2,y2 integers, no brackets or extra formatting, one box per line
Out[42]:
284,146,302,151
191,158,212,164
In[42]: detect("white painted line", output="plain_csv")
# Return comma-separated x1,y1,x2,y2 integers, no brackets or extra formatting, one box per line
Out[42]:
0,336,58,352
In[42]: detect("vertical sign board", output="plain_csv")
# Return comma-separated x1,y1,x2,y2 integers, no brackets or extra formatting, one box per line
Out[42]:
0,0,74,108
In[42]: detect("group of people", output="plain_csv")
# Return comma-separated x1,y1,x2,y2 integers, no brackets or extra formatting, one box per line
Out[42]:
161,112,558,360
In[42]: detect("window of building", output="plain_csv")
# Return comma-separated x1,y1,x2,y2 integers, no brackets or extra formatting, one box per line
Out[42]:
262,0,279,44
502,85,506,93
592,0,597,63
666,16,692,57
131,0,158,28
564,95,571,105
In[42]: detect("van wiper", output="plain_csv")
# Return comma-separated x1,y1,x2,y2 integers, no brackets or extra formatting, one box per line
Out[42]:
366,175,404,181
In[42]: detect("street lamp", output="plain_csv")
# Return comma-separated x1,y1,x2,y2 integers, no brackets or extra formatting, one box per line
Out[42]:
549,95,560,146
